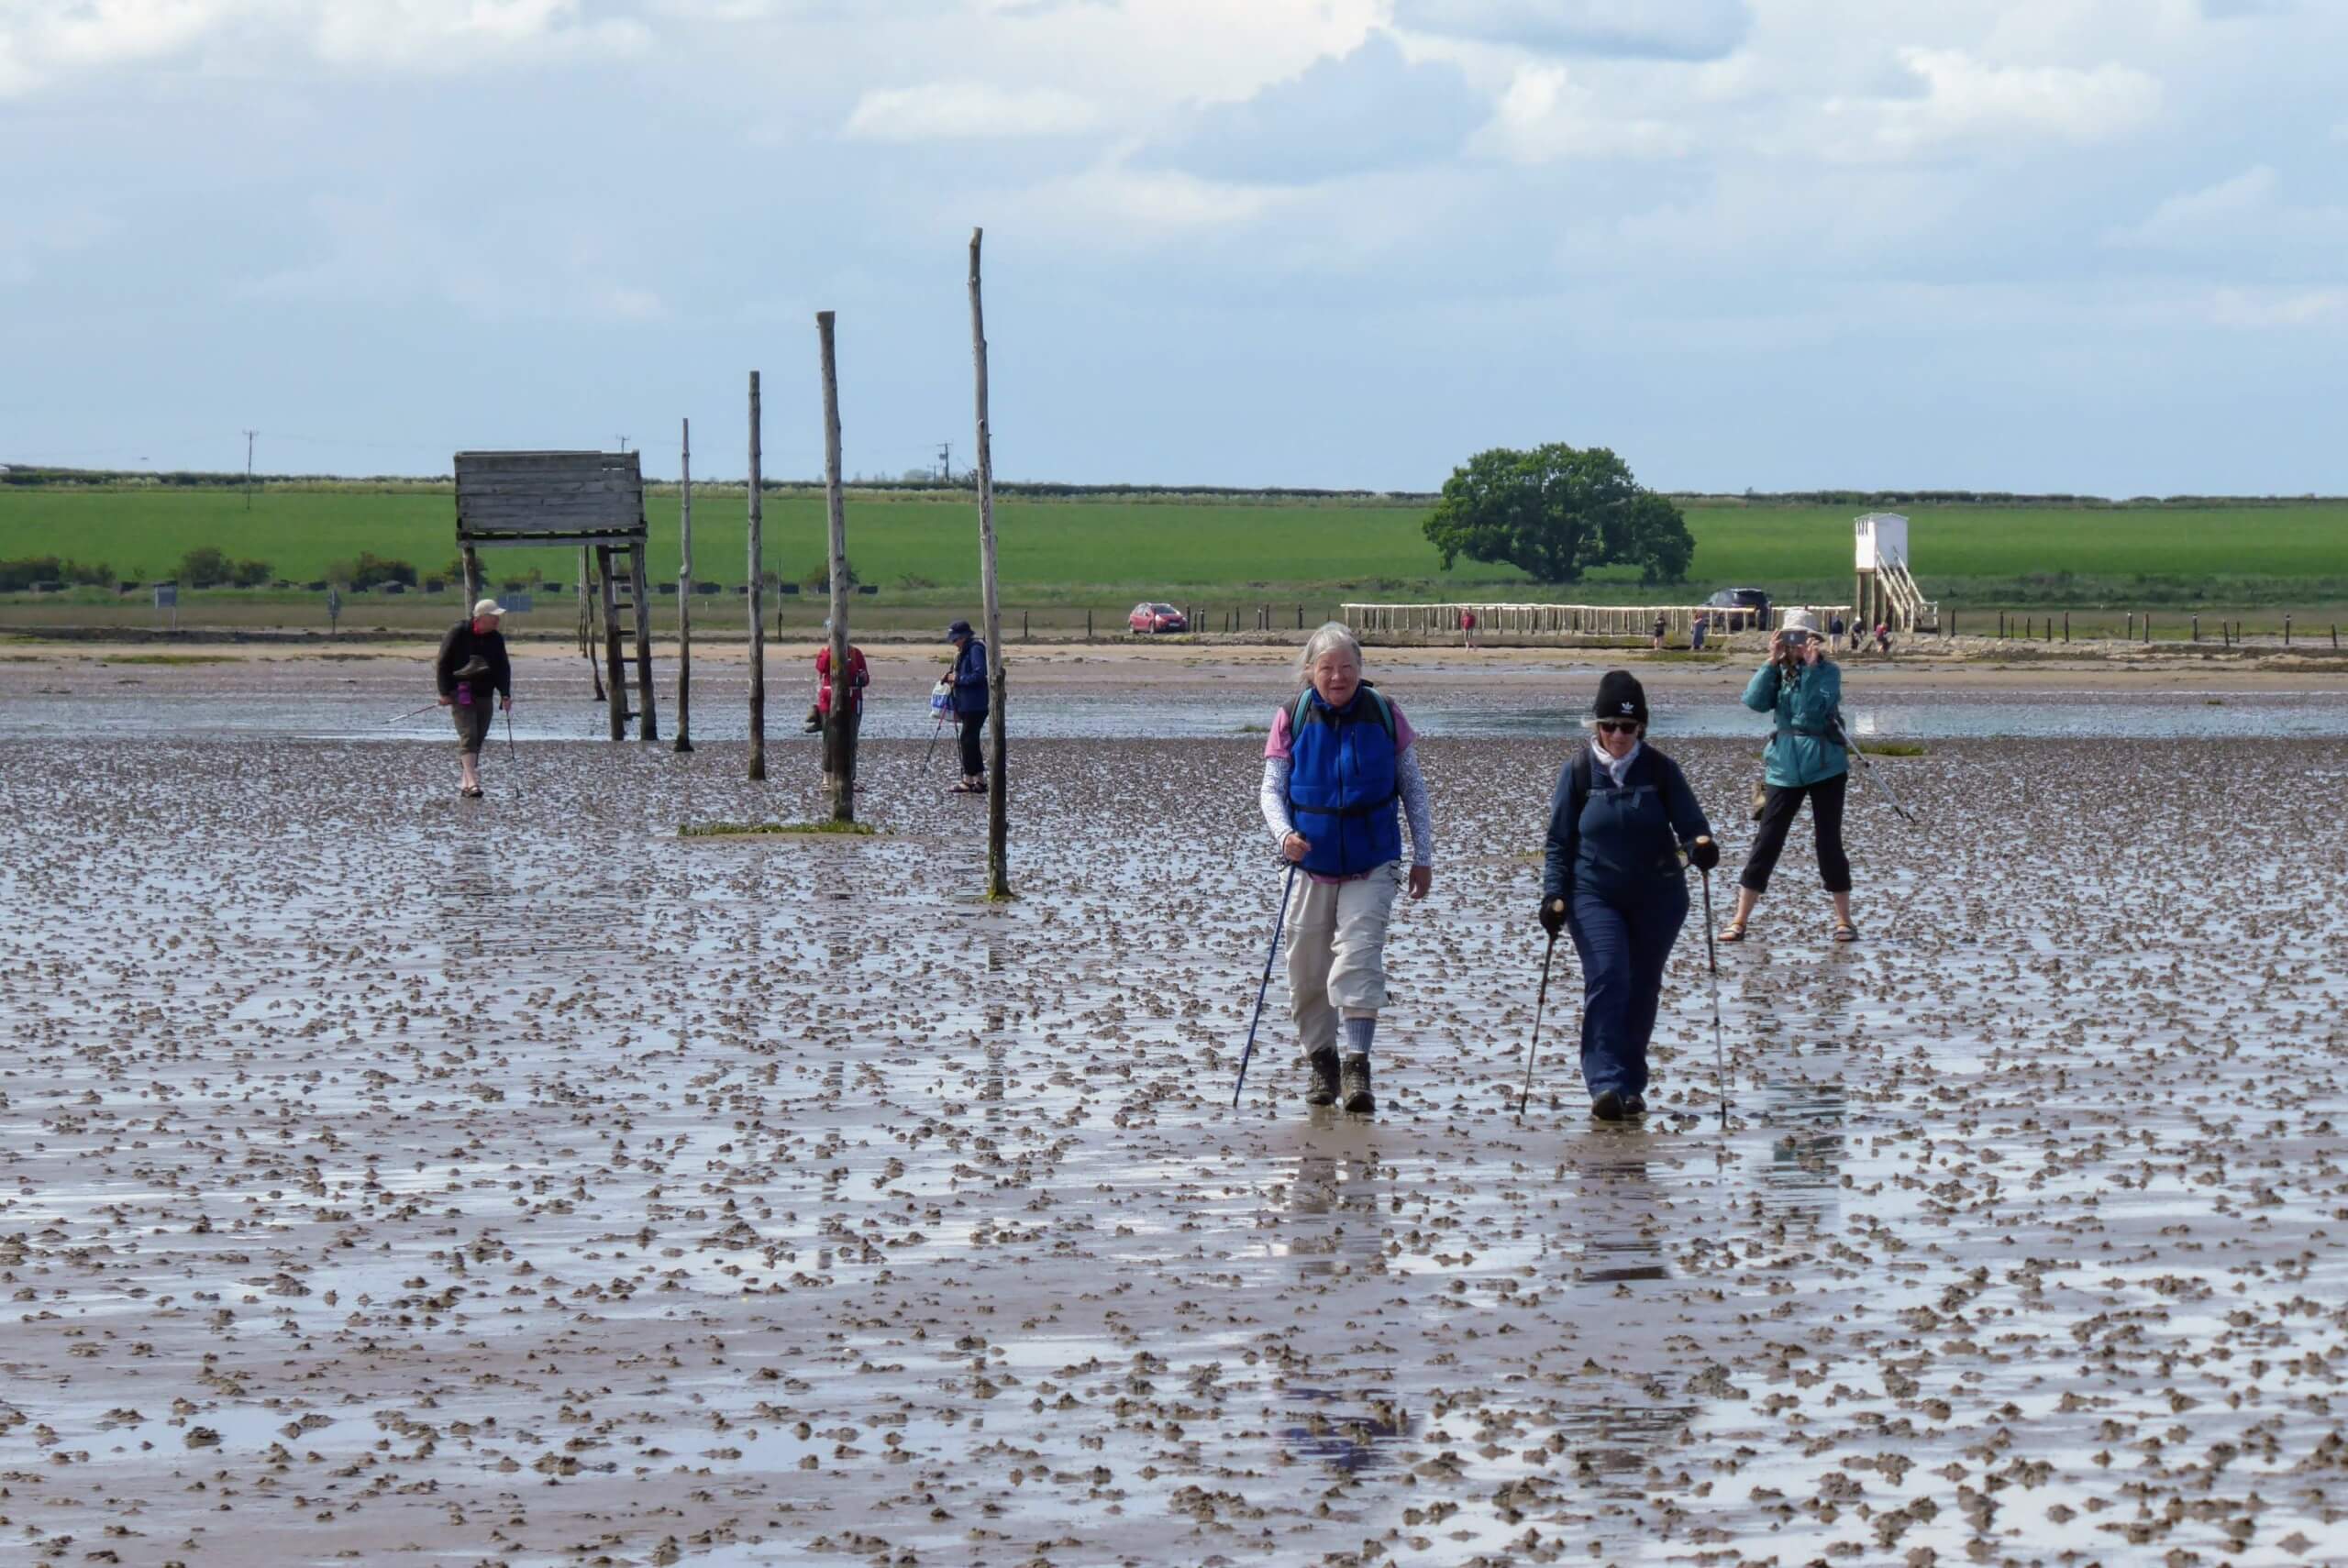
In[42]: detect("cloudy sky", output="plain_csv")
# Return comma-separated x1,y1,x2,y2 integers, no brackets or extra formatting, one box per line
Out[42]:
3,0,2342,491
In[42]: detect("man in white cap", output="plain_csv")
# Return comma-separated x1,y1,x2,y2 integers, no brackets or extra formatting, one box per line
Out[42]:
436,597,515,799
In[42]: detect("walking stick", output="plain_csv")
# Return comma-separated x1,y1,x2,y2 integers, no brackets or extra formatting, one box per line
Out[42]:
504,705,519,795
1232,863,1300,1110
384,701,441,724
924,674,952,770
1831,720,1916,823
1700,867,1729,1129
1516,927,1559,1116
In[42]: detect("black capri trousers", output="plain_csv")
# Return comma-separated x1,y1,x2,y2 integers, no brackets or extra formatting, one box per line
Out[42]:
958,711,986,778
1739,773,1852,894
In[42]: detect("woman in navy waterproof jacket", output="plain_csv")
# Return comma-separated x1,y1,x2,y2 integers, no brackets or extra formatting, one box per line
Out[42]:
1539,670,1718,1122
945,619,989,793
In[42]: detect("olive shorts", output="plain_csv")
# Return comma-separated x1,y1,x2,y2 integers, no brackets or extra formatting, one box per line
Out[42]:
450,699,495,755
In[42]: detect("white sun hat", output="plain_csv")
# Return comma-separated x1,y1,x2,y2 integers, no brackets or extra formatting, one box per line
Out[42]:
472,598,507,619
1780,608,1821,638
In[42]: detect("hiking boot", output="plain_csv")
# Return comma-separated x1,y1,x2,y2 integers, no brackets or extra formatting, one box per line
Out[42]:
1339,1054,1374,1114
1304,1048,1340,1108
1623,1093,1647,1117
1591,1089,1626,1122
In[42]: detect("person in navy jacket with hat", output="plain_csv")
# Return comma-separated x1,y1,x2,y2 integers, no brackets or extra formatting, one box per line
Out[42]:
945,619,989,793
1539,669,1717,1121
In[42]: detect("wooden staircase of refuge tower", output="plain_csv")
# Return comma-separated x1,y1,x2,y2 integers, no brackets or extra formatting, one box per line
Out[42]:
1877,550,1938,633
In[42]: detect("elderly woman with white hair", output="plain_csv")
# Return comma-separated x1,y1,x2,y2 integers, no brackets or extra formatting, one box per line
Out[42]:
1258,623,1434,1115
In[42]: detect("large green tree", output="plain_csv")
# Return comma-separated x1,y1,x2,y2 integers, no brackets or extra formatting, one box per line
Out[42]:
1422,443,1695,586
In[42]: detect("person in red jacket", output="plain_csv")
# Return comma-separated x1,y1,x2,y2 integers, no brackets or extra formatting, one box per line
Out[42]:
804,624,869,736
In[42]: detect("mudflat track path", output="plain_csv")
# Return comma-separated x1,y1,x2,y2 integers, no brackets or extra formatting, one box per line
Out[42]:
4,655,2345,1567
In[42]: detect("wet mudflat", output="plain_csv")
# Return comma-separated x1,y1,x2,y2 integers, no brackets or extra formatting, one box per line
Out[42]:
5,669,2347,1567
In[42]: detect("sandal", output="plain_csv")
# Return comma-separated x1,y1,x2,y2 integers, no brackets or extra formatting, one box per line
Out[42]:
1833,921,1858,943
1717,920,1747,944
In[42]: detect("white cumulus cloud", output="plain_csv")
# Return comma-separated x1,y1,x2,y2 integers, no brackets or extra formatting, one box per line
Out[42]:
842,82,1101,141
1478,61,1698,162
2110,165,2277,246
310,0,650,68
2210,285,2347,327
1880,48,2165,150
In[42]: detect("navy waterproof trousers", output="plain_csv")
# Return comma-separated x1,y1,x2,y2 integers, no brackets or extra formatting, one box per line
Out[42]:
1565,884,1688,1099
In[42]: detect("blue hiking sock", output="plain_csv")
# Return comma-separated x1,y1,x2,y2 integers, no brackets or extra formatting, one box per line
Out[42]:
1344,1016,1377,1056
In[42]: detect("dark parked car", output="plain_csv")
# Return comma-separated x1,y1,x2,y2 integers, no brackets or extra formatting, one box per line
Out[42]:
1128,601,1187,635
1703,587,1772,632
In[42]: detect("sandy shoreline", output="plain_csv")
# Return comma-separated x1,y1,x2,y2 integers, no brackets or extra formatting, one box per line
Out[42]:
8,634,2347,693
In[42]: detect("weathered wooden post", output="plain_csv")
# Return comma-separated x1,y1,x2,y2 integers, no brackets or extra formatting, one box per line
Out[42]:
2063,612,2069,643
674,417,693,753
2284,614,2291,646
597,547,626,740
748,370,767,781
816,311,857,823
630,538,658,742
969,226,1011,898
462,547,482,610
2192,614,2199,644
579,547,604,700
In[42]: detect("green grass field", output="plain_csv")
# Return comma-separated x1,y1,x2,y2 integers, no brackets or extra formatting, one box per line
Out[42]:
4,485,2345,624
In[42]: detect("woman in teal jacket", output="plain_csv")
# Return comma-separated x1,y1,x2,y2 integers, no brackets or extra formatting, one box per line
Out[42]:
1722,609,1855,943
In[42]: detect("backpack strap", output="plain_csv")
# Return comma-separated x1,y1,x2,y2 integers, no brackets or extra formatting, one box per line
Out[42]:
1290,685,1398,744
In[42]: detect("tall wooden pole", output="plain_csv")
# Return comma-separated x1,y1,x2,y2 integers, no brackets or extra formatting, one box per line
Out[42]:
817,312,857,823
674,417,693,753
629,538,658,742
969,227,1010,898
747,370,766,781
579,547,604,699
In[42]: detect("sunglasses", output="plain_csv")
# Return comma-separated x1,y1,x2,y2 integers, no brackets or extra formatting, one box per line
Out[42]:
1595,720,1640,735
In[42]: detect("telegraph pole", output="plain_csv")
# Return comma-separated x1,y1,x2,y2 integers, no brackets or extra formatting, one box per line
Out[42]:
242,429,257,510
936,441,951,482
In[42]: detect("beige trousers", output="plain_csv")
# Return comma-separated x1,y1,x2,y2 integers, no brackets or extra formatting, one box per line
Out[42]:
1284,861,1401,1054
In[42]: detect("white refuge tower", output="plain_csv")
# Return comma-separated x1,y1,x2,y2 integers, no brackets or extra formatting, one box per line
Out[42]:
1854,512,1936,633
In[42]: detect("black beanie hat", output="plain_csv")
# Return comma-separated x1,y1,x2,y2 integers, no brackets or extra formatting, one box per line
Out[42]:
1593,668,1647,724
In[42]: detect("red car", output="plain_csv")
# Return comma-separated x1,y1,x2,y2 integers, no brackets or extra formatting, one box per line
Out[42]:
1128,601,1187,635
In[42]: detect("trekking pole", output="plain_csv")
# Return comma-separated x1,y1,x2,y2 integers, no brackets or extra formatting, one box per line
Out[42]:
1232,863,1299,1110
384,702,441,724
1516,927,1559,1116
504,705,520,796
923,712,946,770
1832,721,1916,823
1700,867,1729,1130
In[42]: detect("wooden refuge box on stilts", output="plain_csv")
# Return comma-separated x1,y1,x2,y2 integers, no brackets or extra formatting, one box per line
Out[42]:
1853,512,1938,635
455,450,658,742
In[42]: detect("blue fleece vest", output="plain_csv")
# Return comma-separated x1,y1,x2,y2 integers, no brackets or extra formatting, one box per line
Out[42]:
1286,688,1402,878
